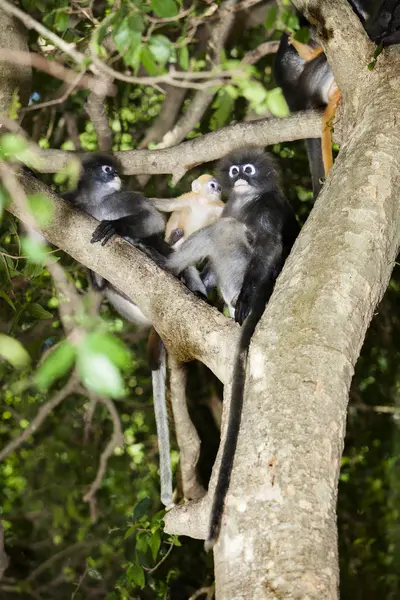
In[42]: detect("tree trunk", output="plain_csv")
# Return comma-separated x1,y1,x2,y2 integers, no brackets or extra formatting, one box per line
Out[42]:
212,55,400,600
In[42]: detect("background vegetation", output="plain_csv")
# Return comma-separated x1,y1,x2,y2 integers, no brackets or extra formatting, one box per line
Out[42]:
0,1,399,598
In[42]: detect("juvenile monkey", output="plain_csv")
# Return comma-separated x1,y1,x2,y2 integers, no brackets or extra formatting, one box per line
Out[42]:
63,153,205,509
152,175,224,246
167,149,300,547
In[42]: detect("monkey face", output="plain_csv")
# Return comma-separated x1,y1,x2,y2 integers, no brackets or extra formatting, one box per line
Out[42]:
80,154,122,193
206,179,222,197
218,148,279,196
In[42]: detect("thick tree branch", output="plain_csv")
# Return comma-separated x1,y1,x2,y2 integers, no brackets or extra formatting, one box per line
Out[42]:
6,173,238,383
13,110,322,176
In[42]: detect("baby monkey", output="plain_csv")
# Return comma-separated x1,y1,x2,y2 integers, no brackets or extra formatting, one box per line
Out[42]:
152,175,224,246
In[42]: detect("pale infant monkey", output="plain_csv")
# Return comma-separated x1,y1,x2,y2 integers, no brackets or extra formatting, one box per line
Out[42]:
152,174,224,246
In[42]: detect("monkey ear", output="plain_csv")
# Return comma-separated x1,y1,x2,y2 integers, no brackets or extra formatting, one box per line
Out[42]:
192,180,201,192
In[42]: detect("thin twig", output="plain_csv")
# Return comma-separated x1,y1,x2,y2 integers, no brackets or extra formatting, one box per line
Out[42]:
83,395,124,505
0,372,79,461
0,0,85,65
0,50,115,95
144,543,174,574
21,71,86,113
242,40,280,64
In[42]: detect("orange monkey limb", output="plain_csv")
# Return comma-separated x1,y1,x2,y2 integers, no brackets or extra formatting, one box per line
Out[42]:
322,85,341,176
289,35,324,61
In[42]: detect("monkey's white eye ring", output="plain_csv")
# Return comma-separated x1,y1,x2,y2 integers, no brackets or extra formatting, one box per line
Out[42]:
243,164,256,175
229,166,239,177
102,165,113,174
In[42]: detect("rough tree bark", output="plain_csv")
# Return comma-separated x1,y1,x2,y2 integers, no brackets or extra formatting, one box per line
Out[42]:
2,1,400,598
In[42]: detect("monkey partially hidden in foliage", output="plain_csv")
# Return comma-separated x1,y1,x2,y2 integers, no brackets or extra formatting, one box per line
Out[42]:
152,174,224,246
167,148,300,547
63,153,206,508
274,1,390,198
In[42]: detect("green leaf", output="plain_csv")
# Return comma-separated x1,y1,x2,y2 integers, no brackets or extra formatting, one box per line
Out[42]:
76,350,125,398
27,303,53,319
148,35,173,66
82,332,132,370
113,15,144,69
124,525,137,540
178,46,189,70
127,558,145,588
149,531,161,561
87,565,102,580
35,341,76,390
0,334,31,369
133,497,151,521
54,12,69,32
0,134,28,159
266,88,290,118
0,289,16,310
0,185,10,220
265,6,278,29
21,237,48,264
141,46,162,76
27,193,54,227
211,91,235,129
151,0,178,18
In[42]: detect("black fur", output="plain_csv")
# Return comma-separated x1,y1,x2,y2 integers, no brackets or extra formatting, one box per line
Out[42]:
205,149,299,549
274,1,395,198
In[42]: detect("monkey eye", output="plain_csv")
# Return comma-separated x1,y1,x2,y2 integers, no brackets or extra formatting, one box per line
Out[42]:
102,165,113,174
243,164,256,175
209,181,218,191
229,166,239,177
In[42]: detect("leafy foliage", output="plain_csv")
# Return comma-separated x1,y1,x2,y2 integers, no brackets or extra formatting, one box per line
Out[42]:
0,1,399,599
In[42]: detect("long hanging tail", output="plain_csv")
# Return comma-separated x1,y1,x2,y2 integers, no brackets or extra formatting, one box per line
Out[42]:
305,138,325,200
204,277,275,551
147,330,173,507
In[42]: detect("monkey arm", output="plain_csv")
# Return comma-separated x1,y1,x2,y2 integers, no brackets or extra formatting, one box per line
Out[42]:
235,236,284,325
289,35,324,62
152,194,195,212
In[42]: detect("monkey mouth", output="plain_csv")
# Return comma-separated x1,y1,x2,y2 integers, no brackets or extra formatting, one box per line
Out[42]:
107,176,122,191
234,179,250,189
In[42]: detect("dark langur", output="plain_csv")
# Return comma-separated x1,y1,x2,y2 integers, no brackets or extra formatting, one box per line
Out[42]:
274,1,390,198
167,149,300,547
63,153,185,508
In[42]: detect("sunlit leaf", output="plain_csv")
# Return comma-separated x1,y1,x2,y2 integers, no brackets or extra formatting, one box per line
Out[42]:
0,134,28,159
127,557,145,588
35,341,76,390
266,88,290,118
21,236,48,264
148,35,173,66
178,46,189,70
0,334,31,369
141,46,162,75
82,332,132,370
27,193,54,227
77,351,125,398
151,0,178,18
149,531,161,561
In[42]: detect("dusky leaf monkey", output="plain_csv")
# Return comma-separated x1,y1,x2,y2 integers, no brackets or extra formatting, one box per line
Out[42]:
166,148,300,547
274,1,387,197
63,153,204,509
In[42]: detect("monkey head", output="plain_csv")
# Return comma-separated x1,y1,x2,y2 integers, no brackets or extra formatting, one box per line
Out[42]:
218,148,279,196
191,174,222,200
79,153,122,194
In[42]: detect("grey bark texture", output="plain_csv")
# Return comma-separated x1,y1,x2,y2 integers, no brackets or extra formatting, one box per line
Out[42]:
2,0,400,598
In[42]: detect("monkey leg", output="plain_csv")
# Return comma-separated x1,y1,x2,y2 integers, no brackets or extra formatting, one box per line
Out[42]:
289,35,323,61
168,354,206,501
322,85,341,176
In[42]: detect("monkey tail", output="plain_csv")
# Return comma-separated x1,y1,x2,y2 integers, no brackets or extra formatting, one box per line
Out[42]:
204,277,274,551
147,329,173,508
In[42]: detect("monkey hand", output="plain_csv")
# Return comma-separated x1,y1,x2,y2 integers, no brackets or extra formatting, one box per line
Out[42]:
91,220,117,246
234,286,252,324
